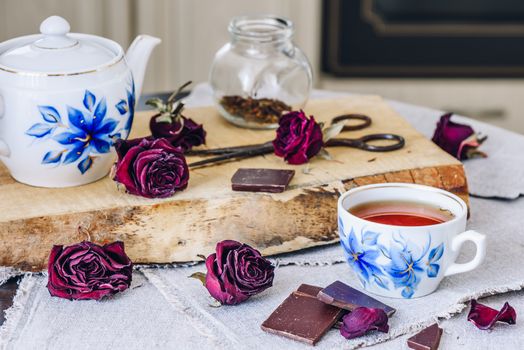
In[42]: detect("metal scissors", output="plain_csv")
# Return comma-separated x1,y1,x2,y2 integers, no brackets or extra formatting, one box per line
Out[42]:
322,114,404,151
187,114,405,168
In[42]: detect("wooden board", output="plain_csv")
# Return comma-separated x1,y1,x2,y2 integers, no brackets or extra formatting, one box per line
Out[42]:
0,96,468,271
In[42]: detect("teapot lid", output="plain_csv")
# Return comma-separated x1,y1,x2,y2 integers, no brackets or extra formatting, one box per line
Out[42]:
0,16,123,75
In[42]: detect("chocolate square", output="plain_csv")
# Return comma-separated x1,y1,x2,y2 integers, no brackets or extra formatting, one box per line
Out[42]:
231,168,295,193
407,323,443,350
261,284,344,345
296,284,323,297
317,280,396,316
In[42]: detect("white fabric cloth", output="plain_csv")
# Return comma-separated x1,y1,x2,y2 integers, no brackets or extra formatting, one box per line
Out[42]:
370,290,524,350
1,85,523,349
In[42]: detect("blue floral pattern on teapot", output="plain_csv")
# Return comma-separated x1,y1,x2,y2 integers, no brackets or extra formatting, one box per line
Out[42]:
26,82,135,174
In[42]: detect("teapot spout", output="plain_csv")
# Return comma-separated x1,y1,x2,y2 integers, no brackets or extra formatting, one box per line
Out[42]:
126,35,161,99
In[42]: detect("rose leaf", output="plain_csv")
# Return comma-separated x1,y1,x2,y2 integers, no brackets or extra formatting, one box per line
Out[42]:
154,113,173,124
196,254,207,261
189,272,207,285
208,298,222,308
302,164,312,174
317,148,333,160
322,121,345,142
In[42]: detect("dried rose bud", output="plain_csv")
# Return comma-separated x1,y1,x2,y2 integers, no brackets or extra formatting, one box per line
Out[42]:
273,110,324,165
203,240,275,305
47,241,132,301
432,113,487,160
113,137,189,198
467,299,517,330
146,82,206,152
340,307,389,339
150,115,206,151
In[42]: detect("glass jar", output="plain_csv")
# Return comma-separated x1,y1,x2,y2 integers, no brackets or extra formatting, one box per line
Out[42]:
209,15,313,129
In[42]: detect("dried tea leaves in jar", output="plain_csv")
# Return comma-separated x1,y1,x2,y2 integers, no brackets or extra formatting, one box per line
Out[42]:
220,95,291,125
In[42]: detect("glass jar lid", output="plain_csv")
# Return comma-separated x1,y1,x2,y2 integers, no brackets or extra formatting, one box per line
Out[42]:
0,16,122,75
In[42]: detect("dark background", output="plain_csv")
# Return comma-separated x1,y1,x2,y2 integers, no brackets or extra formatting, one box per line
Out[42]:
322,0,524,77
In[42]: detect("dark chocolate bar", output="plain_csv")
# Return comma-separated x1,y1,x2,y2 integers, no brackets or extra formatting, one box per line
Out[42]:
407,323,443,350
317,280,396,316
231,168,295,193
296,283,323,297
261,284,344,345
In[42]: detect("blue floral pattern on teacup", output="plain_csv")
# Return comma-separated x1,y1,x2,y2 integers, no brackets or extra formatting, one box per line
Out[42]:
338,218,389,290
26,84,134,174
339,218,444,298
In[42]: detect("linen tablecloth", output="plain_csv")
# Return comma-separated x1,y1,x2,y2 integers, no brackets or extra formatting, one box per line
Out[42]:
1,85,523,349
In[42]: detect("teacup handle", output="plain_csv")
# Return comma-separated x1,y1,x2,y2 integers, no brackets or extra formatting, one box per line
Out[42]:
444,230,486,277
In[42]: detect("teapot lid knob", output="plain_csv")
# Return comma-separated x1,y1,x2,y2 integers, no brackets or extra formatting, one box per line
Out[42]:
40,16,70,35
35,16,78,49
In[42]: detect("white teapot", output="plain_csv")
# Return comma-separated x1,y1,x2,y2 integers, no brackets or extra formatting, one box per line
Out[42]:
0,16,160,187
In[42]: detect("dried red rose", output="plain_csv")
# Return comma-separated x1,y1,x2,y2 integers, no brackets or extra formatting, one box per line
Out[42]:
204,240,275,305
150,115,206,151
273,110,324,165
432,113,487,160
47,241,132,301
113,137,189,198
467,299,517,330
340,307,389,339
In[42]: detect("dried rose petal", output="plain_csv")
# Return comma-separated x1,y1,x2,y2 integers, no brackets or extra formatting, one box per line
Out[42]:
459,134,487,159
432,113,487,160
340,307,389,339
467,299,517,330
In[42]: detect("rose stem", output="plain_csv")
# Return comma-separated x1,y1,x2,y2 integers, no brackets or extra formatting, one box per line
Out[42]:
186,142,269,156
188,142,274,168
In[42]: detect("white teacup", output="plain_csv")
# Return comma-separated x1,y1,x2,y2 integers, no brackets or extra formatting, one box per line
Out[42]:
337,183,486,299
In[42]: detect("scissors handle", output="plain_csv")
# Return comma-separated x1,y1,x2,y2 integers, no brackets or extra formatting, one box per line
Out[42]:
331,114,372,131
326,134,405,152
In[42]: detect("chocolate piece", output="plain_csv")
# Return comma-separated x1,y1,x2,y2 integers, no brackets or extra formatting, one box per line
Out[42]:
261,284,344,345
317,280,396,317
296,283,323,297
231,168,295,193
407,324,443,350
